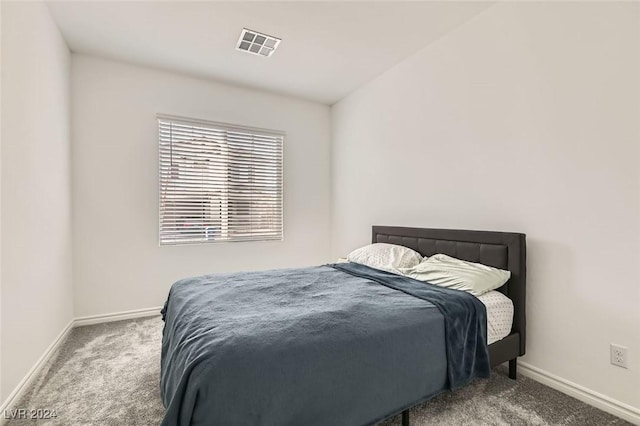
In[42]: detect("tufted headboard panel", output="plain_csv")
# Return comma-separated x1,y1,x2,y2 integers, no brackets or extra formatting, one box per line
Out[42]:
372,226,527,355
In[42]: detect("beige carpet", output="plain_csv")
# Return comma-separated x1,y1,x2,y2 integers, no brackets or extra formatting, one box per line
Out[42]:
6,317,631,426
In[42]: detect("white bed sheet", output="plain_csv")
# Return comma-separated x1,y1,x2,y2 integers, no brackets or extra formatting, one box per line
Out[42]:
336,260,514,345
476,290,514,345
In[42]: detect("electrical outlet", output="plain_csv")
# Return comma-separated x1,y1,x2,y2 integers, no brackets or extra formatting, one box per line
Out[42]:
610,344,628,368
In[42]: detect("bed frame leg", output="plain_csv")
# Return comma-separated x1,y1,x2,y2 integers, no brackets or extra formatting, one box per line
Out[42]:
509,358,517,380
402,409,410,426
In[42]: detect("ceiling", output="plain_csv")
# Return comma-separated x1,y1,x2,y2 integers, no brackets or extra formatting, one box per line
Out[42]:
47,1,492,105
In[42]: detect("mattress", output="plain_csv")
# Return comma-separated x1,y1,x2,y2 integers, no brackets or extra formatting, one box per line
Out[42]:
161,264,491,426
477,290,514,345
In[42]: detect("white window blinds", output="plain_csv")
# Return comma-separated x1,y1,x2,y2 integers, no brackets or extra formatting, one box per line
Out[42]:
158,115,284,245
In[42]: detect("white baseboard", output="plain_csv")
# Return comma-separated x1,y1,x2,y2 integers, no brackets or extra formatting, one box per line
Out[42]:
0,306,162,423
519,361,640,425
0,319,74,425
74,306,162,327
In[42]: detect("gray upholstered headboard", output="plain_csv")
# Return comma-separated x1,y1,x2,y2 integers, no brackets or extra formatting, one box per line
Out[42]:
372,226,527,355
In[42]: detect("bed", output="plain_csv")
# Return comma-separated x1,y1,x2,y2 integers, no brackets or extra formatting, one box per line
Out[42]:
160,226,526,426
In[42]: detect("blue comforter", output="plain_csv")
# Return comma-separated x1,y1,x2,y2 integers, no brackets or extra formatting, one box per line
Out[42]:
160,263,489,426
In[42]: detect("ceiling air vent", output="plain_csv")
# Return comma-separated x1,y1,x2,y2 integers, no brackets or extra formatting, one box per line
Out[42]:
237,28,281,57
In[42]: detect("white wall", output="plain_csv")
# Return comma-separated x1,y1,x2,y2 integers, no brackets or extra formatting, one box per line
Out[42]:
0,0,4,402
71,55,331,317
332,2,639,412
1,2,73,402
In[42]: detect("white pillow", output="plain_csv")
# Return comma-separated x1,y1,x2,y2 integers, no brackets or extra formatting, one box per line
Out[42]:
402,254,510,296
347,243,423,274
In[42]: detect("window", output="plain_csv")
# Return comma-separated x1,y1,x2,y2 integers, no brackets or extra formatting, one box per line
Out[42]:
158,115,283,245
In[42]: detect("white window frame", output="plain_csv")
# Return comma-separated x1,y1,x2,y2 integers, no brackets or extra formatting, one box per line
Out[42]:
158,114,284,246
